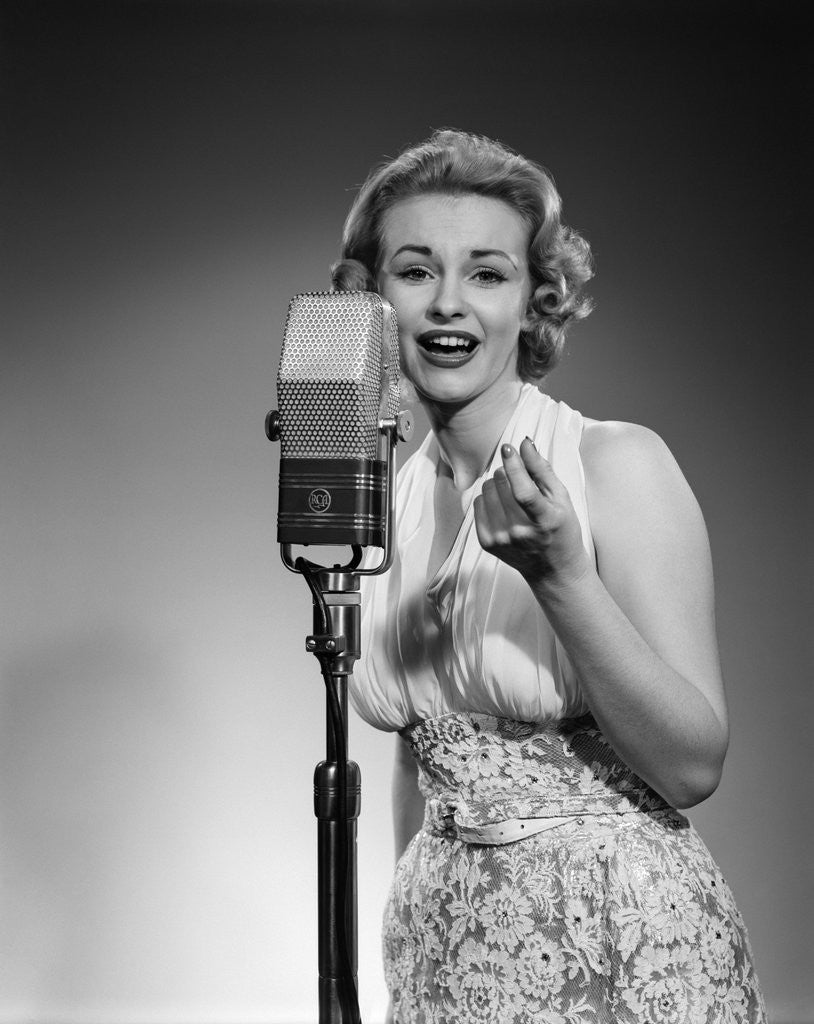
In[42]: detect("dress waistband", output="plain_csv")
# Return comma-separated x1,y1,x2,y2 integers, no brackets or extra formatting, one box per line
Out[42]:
400,712,672,845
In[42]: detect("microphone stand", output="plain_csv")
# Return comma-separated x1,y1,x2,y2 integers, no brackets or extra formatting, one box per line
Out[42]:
269,412,412,1024
300,563,362,1024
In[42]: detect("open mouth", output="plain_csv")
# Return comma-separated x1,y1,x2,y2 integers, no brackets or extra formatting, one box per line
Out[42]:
418,334,479,356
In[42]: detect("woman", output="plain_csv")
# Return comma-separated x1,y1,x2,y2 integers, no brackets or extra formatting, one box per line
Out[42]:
332,130,765,1023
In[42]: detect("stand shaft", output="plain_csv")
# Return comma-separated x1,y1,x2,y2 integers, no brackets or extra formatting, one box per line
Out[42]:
310,573,362,1024
315,743,360,1022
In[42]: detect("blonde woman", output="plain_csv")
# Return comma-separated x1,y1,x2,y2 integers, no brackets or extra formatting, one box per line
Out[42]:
333,129,765,1023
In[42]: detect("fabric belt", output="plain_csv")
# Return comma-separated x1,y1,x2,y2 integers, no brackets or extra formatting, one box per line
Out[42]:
451,814,576,844
432,807,681,846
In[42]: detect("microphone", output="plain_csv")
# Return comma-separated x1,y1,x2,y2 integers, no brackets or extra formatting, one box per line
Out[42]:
266,290,413,557
265,291,413,1023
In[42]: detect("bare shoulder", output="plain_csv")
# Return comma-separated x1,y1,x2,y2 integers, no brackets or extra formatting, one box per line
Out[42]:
581,418,677,474
579,418,708,554
577,415,692,495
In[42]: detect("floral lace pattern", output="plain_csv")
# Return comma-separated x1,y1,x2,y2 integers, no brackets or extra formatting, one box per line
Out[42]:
384,713,766,1023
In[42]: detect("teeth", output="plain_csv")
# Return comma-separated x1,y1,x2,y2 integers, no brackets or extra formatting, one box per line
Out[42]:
427,336,473,349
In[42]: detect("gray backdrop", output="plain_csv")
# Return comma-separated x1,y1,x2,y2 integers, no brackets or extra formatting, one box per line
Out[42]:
2,1,810,1021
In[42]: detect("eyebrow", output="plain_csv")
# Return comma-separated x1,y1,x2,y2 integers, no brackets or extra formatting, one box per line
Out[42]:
390,244,519,268
391,245,432,258
471,248,518,268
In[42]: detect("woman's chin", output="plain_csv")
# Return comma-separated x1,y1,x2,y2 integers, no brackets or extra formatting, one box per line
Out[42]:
408,369,523,412
410,377,477,408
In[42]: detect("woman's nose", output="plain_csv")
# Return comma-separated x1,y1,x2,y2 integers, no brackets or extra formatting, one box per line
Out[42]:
428,277,467,321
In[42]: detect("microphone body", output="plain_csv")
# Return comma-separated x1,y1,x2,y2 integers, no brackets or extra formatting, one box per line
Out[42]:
274,291,401,548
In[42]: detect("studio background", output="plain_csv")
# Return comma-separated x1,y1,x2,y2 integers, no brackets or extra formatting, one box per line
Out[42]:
2,2,810,1022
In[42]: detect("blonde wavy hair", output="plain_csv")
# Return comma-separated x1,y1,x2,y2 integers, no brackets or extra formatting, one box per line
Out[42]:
331,129,594,380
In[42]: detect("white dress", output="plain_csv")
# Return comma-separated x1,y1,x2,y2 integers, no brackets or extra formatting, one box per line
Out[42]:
353,384,592,732
351,385,766,1024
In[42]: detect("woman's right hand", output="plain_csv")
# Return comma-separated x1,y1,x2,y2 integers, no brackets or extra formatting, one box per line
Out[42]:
474,438,591,592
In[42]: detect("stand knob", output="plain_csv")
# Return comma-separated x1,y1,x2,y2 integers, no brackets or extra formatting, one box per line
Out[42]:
380,410,414,443
265,409,281,442
396,409,414,442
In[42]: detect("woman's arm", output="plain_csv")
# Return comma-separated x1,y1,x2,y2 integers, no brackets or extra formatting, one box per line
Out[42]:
393,734,425,861
474,426,728,809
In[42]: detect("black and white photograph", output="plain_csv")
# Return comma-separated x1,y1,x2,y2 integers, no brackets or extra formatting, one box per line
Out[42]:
1,2,809,1022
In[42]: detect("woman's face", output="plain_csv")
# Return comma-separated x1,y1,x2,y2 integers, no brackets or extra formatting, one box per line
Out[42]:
378,193,532,408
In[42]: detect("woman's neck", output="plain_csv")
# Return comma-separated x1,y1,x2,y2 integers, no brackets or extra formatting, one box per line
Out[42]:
422,379,526,491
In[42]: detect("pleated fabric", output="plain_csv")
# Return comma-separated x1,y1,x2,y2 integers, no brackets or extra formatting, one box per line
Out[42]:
352,385,592,733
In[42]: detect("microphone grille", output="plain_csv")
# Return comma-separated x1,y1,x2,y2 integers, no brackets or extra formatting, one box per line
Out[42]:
277,291,400,459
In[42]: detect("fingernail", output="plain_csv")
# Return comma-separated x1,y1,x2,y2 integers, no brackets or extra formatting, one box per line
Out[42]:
501,443,514,458
524,436,537,450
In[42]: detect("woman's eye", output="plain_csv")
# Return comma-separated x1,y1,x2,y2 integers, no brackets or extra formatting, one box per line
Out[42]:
472,267,506,284
398,265,432,281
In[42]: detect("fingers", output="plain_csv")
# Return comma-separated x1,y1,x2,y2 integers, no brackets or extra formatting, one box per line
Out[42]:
477,437,565,536
477,470,510,530
516,437,561,492
473,490,510,555
472,492,491,549
499,439,559,518
475,437,583,578
493,468,517,518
